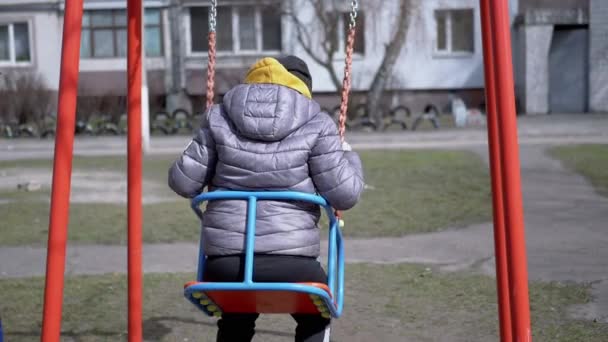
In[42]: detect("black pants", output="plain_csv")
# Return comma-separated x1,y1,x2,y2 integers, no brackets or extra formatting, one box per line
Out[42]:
204,255,331,342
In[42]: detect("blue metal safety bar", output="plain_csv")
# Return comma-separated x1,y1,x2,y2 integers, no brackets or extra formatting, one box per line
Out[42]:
186,191,345,317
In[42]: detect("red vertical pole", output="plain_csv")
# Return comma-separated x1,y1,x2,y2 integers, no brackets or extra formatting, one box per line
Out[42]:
487,0,532,341
127,0,143,341
41,0,84,340
479,0,513,341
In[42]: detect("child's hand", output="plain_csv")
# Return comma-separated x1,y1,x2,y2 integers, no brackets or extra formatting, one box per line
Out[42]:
342,141,352,152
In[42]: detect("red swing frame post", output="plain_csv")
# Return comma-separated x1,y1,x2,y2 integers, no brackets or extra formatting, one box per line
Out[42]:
479,0,513,341
127,0,144,340
481,0,532,340
41,0,84,340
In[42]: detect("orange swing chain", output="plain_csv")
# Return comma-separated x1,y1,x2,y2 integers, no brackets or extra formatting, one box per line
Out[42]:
338,0,358,143
335,0,358,221
205,0,217,111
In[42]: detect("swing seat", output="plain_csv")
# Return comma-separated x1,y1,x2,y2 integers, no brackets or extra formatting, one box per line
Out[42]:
184,281,335,317
184,191,345,318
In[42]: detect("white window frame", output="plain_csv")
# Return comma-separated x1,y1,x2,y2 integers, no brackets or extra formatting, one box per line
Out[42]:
0,20,34,67
186,4,282,57
433,8,475,58
78,7,166,72
233,6,261,53
79,8,165,60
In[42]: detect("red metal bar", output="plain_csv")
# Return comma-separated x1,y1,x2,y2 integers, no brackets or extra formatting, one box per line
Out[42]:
127,0,143,340
41,0,84,340
487,0,532,340
479,0,513,340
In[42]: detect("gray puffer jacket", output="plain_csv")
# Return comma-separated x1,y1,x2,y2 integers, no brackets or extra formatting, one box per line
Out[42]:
168,83,364,257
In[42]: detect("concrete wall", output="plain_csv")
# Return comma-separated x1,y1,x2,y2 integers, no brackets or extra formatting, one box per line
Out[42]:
520,0,588,12
515,0,593,114
32,11,62,89
589,0,608,112
0,9,62,89
523,25,553,114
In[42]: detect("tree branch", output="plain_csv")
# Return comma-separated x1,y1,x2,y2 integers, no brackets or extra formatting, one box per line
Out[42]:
283,9,328,67
283,0,342,91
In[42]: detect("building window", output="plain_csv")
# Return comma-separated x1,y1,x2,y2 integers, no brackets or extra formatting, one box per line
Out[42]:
339,12,365,55
189,4,282,54
80,9,164,58
0,22,32,64
435,9,474,54
262,7,282,51
144,9,163,57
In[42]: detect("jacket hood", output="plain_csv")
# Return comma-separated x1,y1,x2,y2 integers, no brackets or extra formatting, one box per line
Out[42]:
222,83,321,142
244,57,312,99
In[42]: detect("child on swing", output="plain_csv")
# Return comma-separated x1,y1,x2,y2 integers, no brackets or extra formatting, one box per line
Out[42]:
169,55,364,342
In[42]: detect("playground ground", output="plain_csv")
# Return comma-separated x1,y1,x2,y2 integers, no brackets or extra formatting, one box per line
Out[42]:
0,114,607,341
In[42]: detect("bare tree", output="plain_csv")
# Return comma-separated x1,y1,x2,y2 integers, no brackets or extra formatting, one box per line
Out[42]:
285,0,413,130
367,0,412,130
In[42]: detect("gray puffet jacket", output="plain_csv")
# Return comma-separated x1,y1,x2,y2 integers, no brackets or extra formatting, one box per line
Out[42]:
168,83,364,257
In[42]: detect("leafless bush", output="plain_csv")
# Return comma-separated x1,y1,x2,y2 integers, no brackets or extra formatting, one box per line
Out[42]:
76,93,125,125
0,70,55,129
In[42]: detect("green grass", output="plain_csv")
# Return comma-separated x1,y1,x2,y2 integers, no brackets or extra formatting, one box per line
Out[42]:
549,144,608,197
0,155,174,182
0,201,196,245
341,150,491,237
0,264,606,341
0,150,492,245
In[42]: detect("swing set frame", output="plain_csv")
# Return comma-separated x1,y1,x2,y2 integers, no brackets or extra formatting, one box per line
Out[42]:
40,0,531,341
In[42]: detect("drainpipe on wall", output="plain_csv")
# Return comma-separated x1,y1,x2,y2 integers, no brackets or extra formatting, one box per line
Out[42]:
166,0,192,115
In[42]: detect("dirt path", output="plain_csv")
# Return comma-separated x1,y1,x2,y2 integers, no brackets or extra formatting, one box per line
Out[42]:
0,168,171,204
